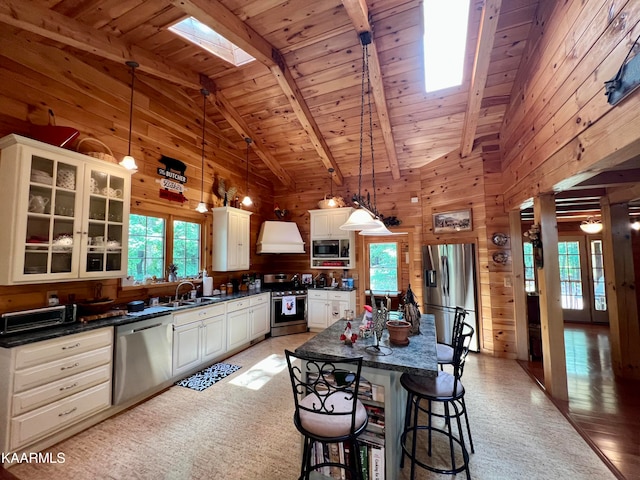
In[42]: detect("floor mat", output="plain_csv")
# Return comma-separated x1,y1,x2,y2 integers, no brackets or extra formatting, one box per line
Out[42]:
175,363,242,391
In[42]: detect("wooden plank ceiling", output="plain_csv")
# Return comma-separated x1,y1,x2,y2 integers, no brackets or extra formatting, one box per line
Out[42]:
0,0,539,189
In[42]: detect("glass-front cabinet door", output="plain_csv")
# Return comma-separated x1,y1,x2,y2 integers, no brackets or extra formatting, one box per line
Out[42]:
20,151,84,282
0,134,130,284
80,165,129,278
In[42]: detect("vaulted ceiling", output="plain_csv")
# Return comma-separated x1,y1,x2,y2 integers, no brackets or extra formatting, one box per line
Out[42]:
0,0,541,191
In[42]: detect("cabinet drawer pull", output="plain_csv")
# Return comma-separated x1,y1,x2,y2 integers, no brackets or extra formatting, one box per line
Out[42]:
62,342,81,350
58,407,77,417
60,362,79,371
59,382,78,391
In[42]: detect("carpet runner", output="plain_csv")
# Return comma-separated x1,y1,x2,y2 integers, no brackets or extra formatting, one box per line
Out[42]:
175,362,242,391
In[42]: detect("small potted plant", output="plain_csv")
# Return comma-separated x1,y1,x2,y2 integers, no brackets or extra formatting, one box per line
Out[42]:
167,263,178,282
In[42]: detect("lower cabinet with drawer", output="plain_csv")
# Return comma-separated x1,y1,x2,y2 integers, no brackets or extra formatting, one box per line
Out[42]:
226,298,250,351
172,303,226,377
0,327,113,454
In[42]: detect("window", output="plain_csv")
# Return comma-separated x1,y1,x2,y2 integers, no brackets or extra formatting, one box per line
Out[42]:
169,17,255,67
523,242,536,293
369,242,399,292
423,0,470,92
128,213,204,282
173,220,201,278
128,214,166,281
590,239,607,311
558,241,584,310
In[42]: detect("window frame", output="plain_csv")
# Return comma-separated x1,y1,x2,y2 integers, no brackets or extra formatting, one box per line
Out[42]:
366,241,400,293
128,207,207,282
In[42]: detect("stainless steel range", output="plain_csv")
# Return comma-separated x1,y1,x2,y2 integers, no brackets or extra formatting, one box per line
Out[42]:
264,273,308,336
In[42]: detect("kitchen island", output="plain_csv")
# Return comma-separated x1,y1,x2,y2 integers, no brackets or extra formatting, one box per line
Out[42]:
294,314,437,479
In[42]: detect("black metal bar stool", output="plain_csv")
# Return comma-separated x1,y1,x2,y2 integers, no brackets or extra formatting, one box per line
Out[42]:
285,350,369,480
400,321,475,479
437,306,468,370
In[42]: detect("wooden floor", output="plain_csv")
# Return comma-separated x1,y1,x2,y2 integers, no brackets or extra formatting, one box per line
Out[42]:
518,323,640,480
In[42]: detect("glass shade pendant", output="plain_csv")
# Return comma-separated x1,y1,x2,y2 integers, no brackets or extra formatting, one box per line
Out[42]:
242,137,252,206
195,88,209,213
340,208,378,230
120,61,139,171
580,217,603,234
359,219,394,236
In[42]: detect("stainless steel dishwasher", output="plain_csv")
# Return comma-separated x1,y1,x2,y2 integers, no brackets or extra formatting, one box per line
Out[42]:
113,314,173,405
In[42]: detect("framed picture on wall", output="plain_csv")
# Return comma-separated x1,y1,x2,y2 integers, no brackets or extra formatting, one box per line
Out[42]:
432,209,473,233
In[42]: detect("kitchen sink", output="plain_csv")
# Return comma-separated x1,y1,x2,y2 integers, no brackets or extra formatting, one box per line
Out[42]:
158,296,222,309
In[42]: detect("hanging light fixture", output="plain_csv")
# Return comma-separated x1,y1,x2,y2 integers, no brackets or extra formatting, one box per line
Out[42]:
327,168,337,207
195,89,209,213
631,219,640,231
340,31,384,231
241,137,253,207
580,217,603,234
120,61,139,171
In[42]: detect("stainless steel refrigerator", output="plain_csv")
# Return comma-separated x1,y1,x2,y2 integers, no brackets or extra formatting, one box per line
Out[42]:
422,243,479,352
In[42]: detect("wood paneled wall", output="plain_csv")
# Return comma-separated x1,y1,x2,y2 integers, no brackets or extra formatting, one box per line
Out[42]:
419,138,515,357
501,0,640,207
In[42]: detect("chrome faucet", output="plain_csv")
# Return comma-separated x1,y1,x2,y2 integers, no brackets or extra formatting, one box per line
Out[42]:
175,281,195,301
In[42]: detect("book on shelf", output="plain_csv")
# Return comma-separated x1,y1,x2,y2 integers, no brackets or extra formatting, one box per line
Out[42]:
359,443,369,480
370,445,385,480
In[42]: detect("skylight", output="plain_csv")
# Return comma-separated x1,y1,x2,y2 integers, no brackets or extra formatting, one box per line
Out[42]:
423,0,470,92
169,17,255,67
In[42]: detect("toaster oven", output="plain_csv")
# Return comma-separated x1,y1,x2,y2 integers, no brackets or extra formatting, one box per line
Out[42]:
0,304,76,336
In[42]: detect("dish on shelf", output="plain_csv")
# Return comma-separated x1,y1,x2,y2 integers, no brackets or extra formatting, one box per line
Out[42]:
30,170,53,185
106,240,121,251
491,232,508,246
492,251,509,264
56,169,76,189
52,234,73,251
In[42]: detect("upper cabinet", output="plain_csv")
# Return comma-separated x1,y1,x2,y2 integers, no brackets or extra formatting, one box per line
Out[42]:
212,206,252,272
0,135,131,285
309,208,355,269
309,208,353,239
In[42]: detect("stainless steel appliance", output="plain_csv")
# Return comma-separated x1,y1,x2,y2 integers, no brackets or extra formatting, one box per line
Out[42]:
0,304,76,336
423,244,479,351
264,273,308,336
312,239,340,257
113,314,173,405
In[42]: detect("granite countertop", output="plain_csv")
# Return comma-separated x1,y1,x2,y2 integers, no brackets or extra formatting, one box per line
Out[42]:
0,289,270,349
306,287,356,292
295,314,438,377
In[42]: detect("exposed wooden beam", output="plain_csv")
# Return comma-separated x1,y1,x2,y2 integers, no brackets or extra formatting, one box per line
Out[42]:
460,0,502,157
574,168,640,188
0,0,201,90
341,0,401,180
201,76,293,187
169,0,345,185
0,0,294,186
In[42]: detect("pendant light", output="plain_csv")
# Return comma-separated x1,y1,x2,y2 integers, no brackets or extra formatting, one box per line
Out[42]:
327,168,337,207
241,137,253,207
120,61,139,171
340,32,383,231
195,89,209,213
580,217,603,234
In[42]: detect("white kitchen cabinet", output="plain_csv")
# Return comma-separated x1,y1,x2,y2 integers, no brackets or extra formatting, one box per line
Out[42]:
212,206,252,271
249,293,270,340
227,310,249,351
309,208,352,239
309,208,355,269
0,134,131,284
307,289,356,332
172,303,226,376
0,327,113,453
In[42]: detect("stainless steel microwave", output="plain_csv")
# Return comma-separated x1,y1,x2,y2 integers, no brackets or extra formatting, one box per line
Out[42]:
312,239,340,257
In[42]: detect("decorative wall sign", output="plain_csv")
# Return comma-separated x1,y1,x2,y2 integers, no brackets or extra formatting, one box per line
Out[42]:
157,155,188,203
432,209,472,233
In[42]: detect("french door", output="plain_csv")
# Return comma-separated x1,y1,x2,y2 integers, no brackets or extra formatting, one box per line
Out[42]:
559,236,608,324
